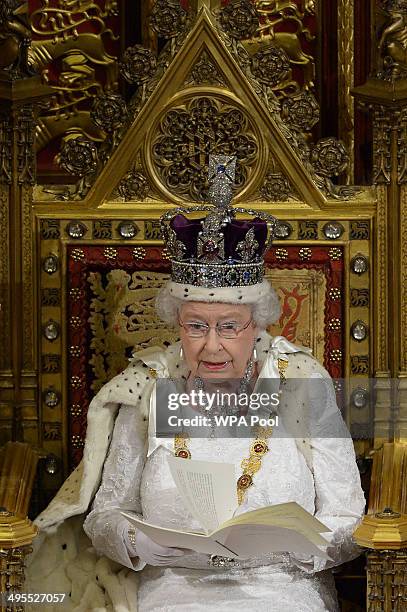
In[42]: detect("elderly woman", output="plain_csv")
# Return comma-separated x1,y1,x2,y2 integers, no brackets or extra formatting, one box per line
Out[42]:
29,161,365,611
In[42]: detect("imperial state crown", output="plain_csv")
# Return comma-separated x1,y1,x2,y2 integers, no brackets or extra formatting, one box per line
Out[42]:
160,155,278,289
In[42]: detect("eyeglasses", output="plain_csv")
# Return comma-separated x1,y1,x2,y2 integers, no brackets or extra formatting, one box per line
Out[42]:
179,317,253,339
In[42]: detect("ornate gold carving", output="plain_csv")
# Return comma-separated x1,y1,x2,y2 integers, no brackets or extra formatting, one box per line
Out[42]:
87,269,178,392
43,422,62,441
401,185,407,371
115,169,150,201
22,187,34,370
145,221,161,240
398,108,407,184
120,45,157,85
350,220,370,240
41,288,60,307
29,0,119,168
40,219,60,239
351,355,369,374
16,105,36,185
338,0,354,183
350,288,370,307
219,0,259,40
376,185,388,372
59,138,98,177
150,0,188,38
378,0,407,80
0,114,12,184
41,354,61,373
253,0,316,89
93,220,112,239
0,186,9,371
281,91,320,132
0,506,37,605
151,96,258,201
298,220,317,239
311,137,349,179
373,106,392,184
90,93,127,140
365,549,407,610
30,1,118,42
250,44,291,87
355,442,407,609
261,172,293,201
184,51,227,86
58,137,98,200
0,0,32,78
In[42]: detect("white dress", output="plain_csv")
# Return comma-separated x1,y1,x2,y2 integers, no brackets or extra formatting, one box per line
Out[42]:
83,340,365,612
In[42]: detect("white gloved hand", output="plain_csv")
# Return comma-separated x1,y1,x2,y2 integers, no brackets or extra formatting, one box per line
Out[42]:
131,529,194,566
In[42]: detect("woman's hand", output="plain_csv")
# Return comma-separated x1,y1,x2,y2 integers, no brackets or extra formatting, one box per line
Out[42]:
130,530,194,566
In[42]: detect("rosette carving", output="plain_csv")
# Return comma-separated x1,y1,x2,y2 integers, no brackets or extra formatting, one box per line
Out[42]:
250,45,291,87
281,92,320,131
116,170,149,201
219,0,259,40
311,137,349,177
59,138,98,177
261,173,293,201
185,52,226,86
150,0,187,38
91,93,127,133
120,45,157,84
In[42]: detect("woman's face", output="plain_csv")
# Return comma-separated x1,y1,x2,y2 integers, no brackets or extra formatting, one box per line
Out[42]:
179,301,258,379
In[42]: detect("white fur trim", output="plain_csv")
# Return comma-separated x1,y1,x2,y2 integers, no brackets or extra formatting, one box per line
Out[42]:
167,280,273,304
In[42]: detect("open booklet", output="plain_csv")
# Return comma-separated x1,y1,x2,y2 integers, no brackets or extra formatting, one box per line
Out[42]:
121,456,332,559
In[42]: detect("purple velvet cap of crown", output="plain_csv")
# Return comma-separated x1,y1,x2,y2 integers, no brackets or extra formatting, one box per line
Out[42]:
170,214,268,260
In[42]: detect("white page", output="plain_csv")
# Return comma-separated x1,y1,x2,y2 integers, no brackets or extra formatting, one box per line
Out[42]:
218,524,332,559
167,456,237,533
121,512,237,556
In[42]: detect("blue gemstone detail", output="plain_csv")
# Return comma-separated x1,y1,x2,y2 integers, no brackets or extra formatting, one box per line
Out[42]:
243,271,251,281
217,164,226,173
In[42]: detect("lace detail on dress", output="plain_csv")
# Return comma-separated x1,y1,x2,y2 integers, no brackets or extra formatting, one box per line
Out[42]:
83,404,148,569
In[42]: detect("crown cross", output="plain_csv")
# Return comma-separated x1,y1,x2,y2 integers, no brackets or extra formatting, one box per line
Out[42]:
207,155,236,210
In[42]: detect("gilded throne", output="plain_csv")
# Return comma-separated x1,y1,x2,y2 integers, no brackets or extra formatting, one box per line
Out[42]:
1,1,407,610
